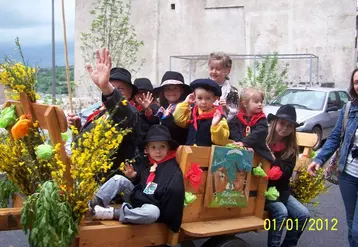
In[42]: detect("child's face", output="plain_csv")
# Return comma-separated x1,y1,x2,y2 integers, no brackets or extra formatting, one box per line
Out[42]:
110,80,133,99
275,119,294,138
246,98,263,115
163,85,184,103
134,90,150,104
194,88,218,111
146,141,170,161
208,60,231,84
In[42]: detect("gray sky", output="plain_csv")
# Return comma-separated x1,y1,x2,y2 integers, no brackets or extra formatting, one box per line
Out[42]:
0,0,75,46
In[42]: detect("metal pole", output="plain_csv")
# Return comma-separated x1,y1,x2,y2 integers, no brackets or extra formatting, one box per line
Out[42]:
189,60,192,83
316,57,319,86
253,55,256,82
169,56,172,70
51,0,56,104
309,55,312,87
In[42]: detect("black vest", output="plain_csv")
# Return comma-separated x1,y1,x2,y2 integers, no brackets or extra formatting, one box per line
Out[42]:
186,115,213,147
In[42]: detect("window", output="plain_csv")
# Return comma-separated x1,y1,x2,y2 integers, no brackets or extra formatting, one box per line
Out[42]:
327,92,339,107
271,89,326,110
171,3,175,9
338,91,349,108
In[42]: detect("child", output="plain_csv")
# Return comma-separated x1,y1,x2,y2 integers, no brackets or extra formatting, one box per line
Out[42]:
208,52,240,121
153,71,191,145
133,78,160,141
89,124,185,233
229,87,273,162
173,78,229,146
265,105,310,247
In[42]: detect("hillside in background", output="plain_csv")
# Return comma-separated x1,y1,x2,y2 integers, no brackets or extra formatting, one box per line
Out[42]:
36,66,74,95
0,42,74,68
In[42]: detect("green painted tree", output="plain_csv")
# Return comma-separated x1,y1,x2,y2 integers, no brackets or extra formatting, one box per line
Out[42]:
240,53,289,103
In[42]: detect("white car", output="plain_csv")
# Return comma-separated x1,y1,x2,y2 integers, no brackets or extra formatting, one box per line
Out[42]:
264,87,351,150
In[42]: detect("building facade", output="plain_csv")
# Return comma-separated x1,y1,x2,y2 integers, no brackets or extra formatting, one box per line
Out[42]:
75,0,356,97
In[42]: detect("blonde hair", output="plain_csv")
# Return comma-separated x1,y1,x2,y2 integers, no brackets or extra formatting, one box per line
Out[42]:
266,119,298,160
208,52,232,69
239,87,265,111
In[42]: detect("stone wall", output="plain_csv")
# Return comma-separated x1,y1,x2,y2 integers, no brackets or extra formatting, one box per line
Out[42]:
75,0,357,96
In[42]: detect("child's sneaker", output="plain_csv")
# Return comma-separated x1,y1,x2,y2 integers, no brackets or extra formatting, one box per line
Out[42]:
92,205,114,220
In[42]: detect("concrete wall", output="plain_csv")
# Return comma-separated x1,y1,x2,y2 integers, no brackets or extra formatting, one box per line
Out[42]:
75,0,356,98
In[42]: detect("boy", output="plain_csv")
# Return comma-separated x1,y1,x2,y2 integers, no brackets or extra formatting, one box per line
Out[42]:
173,78,229,146
89,124,185,233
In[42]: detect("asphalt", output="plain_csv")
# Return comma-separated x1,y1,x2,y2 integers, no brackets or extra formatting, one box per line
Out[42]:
0,184,349,247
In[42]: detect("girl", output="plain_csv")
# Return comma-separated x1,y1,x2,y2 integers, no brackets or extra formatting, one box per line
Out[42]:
208,52,240,121
229,88,273,162
153,71,191,145
133,78,160,141
308,68,358,247
266,105,310,247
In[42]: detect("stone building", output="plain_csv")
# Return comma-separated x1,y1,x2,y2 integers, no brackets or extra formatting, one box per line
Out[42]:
75,0,357,97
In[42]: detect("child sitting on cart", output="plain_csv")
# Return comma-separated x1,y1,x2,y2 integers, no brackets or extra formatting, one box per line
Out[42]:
173,78,229,146
89,124,185,233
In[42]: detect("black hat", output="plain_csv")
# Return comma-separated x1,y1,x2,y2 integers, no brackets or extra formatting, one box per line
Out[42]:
267,105,303,127
140,124,179,150
134,78,153,92
109,67,138,95
190,78,221,97
153,71,191,95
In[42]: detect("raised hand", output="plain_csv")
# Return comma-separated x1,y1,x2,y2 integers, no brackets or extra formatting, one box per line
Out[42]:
86,48,113,95
185,93,196,104
138,92,154,109
219,99,227,108
123,162,137,179
164,104,175,117
211,109,222,126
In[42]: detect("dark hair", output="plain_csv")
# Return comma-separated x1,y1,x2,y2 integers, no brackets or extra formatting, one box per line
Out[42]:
349,68,358,101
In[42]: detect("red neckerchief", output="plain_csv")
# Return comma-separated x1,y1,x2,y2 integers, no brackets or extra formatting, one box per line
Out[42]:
84,103,106,126
135,103,144,112
146,151,177,184
269,141,286,152
190,105,223,130
237,110,266,127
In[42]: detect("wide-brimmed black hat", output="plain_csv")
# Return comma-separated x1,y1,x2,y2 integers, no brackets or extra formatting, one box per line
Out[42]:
134,78,153,92
153,71,191,95
110,67,138,95
190,78,221,97
267,105,303,127
140,124,179,150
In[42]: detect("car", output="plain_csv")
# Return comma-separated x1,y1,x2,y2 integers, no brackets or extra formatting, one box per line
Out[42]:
264,87,351,150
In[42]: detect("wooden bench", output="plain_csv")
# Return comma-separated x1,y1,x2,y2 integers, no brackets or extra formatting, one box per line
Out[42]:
0,92,318,246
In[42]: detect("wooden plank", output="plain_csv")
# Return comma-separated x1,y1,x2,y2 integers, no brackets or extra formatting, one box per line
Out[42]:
182,194,255,223
180,216,264,237
297,132,318,148
6,100,67,132
44,106,72,186
78,223,168,247
12,193,25,208
254,157,270,219
0,208,22,231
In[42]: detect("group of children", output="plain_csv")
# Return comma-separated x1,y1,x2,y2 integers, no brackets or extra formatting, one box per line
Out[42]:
69,49,309,247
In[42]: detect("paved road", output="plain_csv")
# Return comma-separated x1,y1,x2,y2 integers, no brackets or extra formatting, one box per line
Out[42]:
0,184,349,247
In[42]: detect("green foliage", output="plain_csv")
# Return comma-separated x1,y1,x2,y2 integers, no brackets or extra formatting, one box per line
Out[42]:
81,0,144,72
36,66,75,95
0,179,18,208
21,181,78,247
239,53,289,103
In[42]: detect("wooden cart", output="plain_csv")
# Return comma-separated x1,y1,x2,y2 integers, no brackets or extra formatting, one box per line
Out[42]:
0,97,317,247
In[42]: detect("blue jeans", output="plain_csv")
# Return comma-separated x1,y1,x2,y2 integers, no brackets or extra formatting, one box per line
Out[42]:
339,171,358,247
266,195,310,247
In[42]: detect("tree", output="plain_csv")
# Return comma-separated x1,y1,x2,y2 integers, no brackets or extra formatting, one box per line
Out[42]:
239,53,289,103
80,0,144,76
